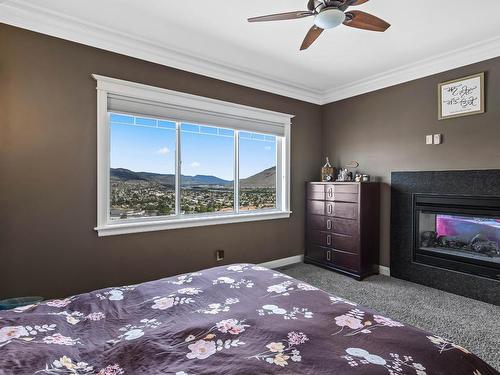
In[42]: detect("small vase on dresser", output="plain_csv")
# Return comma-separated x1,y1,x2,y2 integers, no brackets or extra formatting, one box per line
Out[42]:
305,182,380,280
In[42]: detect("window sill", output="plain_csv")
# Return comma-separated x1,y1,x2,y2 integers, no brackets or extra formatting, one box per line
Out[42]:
95,210,292,237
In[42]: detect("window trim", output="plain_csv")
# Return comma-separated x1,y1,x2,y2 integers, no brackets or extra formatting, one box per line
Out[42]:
92,74,293,237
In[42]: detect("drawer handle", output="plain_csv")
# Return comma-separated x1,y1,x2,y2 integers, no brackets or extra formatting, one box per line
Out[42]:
326,250,331,261
326,234,332,246
326,219,332,230
327,204,333,214
327,188,333,198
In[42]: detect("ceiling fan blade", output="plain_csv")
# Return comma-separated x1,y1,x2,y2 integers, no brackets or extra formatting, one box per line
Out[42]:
350,0,370,5
307,0,315,11
343,10,390,32
248,11,313,23
300,25,324,50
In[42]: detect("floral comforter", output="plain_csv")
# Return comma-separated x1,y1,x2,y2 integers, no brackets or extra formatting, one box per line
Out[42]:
0,264,497,375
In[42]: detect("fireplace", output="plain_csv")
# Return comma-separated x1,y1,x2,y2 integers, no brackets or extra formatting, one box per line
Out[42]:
391,170,500,305
413,194,500,280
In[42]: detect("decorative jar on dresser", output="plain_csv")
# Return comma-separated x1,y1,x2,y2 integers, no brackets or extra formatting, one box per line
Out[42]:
305,182,380,280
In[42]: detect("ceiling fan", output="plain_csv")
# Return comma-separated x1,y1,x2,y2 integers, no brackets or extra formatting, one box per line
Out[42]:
248,0,390,50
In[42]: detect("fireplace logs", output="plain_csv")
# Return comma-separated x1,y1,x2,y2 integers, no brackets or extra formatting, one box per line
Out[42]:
420,231,500,257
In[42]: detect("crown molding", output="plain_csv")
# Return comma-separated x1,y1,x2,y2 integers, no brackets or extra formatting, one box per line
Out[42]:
1,0,500,105
321,35,500,104
0,0,324,105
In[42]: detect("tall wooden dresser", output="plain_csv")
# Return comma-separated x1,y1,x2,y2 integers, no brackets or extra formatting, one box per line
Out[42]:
305,182,380,280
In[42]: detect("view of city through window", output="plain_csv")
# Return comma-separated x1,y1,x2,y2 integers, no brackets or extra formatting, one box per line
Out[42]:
239,131,276,211
109,113,277,220
180,123,235,215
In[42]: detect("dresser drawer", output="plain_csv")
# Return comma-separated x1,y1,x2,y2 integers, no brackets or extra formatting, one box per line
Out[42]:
325,191,359,203
334,184,359,194
307,200,325,215
306,244,326,263
307,184,325,200
325,202,358,220
325,183,358,194
308,215,358,236
327,248,359,272
307,214,327,231
307,245,359,272
308,230,358,253
331,218,358,236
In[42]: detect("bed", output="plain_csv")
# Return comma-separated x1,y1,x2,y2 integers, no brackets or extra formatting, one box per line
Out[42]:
0,264,497,374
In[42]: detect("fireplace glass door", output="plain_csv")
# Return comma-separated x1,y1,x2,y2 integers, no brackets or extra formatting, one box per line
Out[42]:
413,194,500,280
418,212,500,264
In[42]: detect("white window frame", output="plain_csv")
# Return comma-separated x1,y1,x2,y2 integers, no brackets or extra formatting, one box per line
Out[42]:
92,75,293,237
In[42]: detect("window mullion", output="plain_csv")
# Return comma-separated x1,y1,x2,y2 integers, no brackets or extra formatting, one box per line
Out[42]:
175,122,181,217
234,130,240,214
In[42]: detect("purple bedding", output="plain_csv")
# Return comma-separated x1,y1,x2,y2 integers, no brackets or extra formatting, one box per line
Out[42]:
0,264,497,375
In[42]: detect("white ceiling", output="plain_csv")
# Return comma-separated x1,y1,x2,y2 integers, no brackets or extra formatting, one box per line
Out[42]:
2,0,500,104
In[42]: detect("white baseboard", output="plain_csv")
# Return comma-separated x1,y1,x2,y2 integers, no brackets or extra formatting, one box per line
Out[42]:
259,254,391,276
259,255,304,269
379,265,391,276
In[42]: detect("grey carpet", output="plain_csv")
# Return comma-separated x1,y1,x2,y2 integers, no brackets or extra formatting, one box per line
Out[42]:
279,263,500,371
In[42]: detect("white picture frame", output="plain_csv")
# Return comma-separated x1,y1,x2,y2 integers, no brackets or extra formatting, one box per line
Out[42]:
438,72,485,120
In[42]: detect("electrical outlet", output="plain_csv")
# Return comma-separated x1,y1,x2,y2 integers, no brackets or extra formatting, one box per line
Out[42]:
426,135,433,145
216,249,224,261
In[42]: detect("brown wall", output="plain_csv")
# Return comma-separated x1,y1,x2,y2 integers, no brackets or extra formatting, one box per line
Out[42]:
0,24,323,299
322,57,500,267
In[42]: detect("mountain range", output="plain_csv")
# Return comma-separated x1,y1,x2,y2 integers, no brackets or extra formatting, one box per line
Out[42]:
111,166,276,188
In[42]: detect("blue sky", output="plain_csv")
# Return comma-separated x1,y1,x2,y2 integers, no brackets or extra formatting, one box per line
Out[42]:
110,113,276,180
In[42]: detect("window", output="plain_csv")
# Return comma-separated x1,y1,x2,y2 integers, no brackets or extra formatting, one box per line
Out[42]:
93,75,292,236
239,132,277,211
180,123,234,215
109,114,176,219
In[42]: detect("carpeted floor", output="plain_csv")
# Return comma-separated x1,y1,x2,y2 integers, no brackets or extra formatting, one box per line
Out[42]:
279,263,500,371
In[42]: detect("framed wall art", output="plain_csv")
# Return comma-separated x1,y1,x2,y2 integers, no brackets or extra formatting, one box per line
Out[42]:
438,72,485,120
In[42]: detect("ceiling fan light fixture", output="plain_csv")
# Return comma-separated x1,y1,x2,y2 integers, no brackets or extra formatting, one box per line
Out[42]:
314,8,346,29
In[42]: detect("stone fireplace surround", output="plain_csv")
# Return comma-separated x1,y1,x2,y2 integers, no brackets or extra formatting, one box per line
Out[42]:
391,170,500,305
